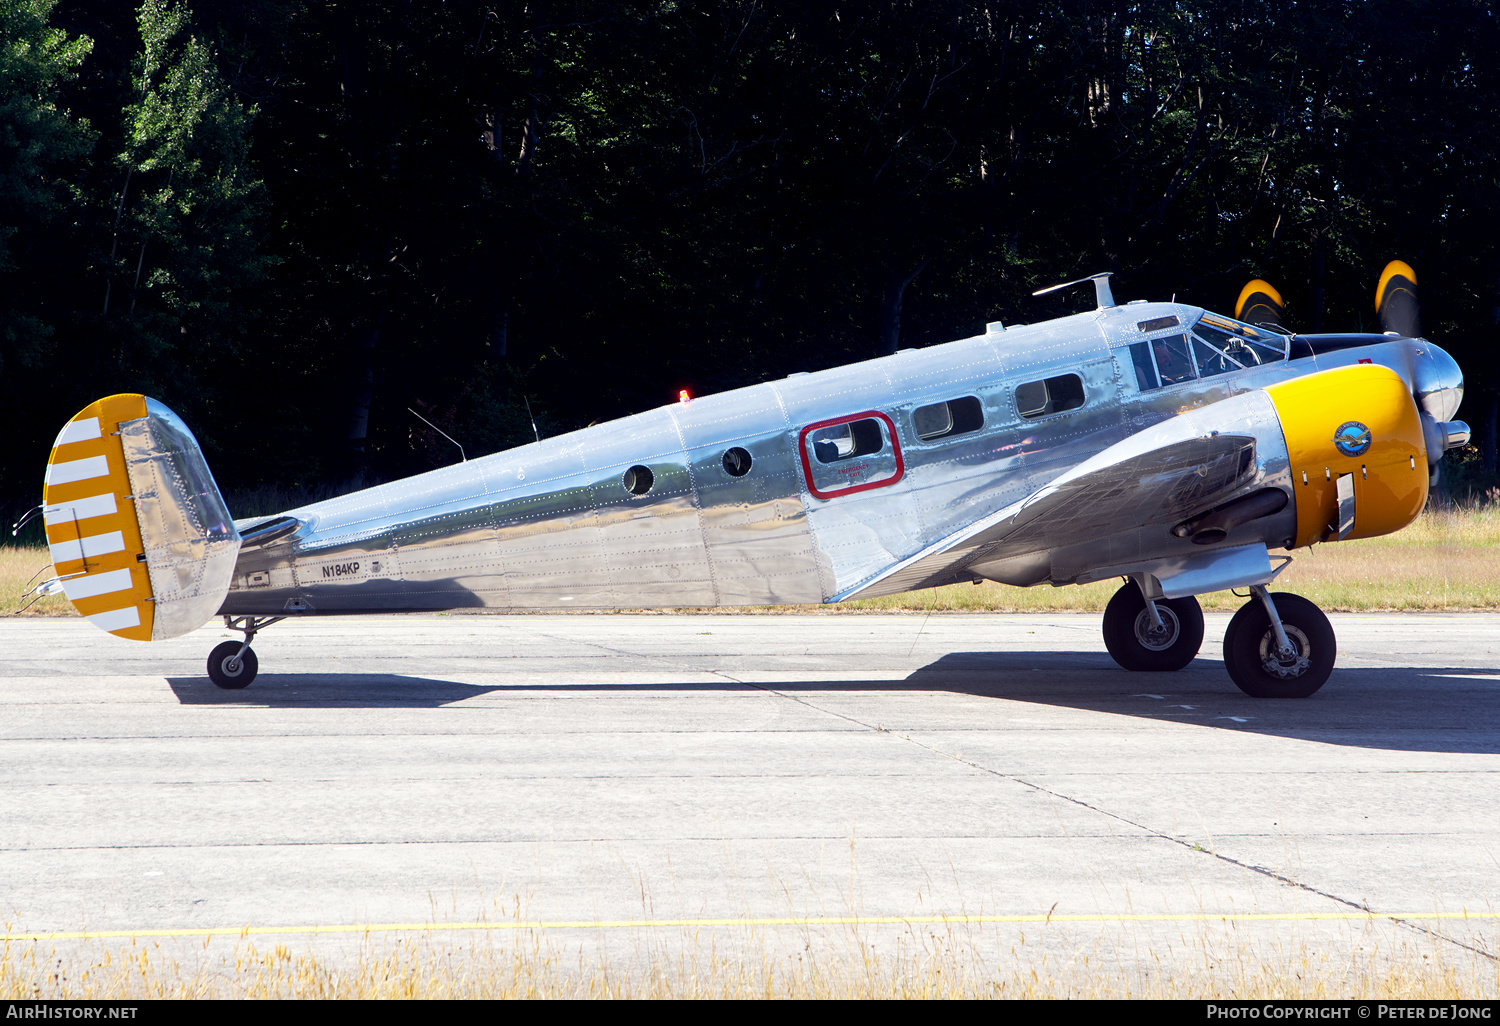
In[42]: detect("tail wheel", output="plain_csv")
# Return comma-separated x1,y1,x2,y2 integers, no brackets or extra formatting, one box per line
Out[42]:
1102,583,1204,671
208,640,258,690
1222,592,1334,698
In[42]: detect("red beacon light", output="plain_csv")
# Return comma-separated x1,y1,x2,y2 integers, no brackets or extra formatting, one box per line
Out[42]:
679,389,691,403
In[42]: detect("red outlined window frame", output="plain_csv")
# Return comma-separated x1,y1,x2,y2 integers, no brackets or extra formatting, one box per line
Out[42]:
798,410,905,501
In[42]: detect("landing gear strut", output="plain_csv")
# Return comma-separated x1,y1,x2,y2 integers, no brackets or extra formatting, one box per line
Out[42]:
1102,579,1204,671
1222,587,1334,698
207,615,284,690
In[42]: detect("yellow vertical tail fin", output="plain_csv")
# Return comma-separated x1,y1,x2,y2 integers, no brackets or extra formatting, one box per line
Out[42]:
42,395,240,640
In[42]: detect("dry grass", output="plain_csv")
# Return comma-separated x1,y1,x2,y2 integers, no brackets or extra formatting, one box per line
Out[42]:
842,505,1500,614
0,545,72,617
7,506,1500,619
2,919,1497,999
1268,507,1500,612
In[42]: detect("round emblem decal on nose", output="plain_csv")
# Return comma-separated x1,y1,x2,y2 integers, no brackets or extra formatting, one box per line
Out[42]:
1333,421,1372,457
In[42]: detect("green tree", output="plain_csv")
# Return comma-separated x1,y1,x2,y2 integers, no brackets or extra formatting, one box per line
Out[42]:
6,0,1500,514
97,0,270,408
0,0,93,372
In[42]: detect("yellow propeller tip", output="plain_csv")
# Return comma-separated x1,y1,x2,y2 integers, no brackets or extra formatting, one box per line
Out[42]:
1376,260,1418,312
1235,279,1283,321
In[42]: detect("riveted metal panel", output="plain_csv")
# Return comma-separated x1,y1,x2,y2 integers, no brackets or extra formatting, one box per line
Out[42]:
213,295,1457,619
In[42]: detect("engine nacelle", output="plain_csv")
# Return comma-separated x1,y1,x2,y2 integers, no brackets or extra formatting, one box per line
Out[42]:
1264,364,1429,548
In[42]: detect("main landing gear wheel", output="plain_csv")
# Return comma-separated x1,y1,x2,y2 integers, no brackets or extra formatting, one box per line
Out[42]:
208,640,258,689
1102,582,1204,671
1222,591,1334,698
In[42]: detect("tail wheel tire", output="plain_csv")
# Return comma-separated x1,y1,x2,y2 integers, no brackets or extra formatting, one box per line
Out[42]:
208,640,258,690
1222,592,1334,698
1102,583,1204,671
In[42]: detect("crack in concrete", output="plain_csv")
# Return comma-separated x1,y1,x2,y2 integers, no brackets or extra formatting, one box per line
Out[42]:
712,669,1500,964
409,620,1500,962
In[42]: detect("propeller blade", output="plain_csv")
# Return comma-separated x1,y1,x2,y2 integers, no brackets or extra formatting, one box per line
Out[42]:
1376,260,1420,337
1234,279,1285,328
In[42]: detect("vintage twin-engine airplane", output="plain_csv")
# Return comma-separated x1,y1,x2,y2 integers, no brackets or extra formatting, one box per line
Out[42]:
32,261,1467,698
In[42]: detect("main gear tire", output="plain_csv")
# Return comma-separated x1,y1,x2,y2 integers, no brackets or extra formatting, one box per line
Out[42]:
1102,583,1204,672
208,641,258,690
1222,592,1334,698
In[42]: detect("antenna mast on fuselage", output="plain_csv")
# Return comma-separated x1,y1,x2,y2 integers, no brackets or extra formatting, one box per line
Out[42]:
1032,272,1115,310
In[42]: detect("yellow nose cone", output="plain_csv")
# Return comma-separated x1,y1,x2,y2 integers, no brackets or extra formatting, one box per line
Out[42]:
1265,364,1427,549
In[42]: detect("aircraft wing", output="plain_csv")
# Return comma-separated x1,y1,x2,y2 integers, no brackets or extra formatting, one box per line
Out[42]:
834,404,1266,601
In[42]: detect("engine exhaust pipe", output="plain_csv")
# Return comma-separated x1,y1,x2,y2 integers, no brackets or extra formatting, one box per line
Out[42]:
1172,488,1288,546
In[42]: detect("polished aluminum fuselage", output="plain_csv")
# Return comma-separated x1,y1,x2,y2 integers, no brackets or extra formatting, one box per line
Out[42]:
221,302,1460,616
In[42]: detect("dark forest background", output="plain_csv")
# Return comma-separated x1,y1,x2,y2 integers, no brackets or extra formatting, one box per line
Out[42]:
5,0,1500,534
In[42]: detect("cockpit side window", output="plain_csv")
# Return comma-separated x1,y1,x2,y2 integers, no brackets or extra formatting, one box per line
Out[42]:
1151,334,1197,386
1192,332,1241,377
1128,342,1160,390
1016,374,1086,419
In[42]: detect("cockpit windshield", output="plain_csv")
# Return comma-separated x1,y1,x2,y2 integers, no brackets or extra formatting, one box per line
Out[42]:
1193,314,1288,368
1127,312,1289,392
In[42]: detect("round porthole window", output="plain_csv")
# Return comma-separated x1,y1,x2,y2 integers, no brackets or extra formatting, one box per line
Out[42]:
622,465,654,495
722,447,752,477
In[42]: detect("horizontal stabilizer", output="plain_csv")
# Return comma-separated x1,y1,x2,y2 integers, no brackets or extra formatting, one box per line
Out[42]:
235,514,301,548
42,395,240,640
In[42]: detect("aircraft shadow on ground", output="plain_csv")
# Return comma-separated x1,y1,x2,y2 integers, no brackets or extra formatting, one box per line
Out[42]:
165,673,508,708
797,652,1500,755
166,652,1500,754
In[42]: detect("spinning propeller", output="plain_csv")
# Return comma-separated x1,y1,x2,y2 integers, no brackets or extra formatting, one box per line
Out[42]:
1233,260,1423,338
1231,260,1465,478
1234,279,1285,329
1375,260,1420,338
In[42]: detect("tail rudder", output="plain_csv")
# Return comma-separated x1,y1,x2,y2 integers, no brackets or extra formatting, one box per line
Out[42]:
42,395,240,640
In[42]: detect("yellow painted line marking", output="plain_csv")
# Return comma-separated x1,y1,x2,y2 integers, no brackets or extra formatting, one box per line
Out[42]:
6,911,1498,942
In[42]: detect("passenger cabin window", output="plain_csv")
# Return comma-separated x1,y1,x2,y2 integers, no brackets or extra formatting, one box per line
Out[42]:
1016,374,1086,419
912,396,984,441
811,418,884,464
799,412,904,499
